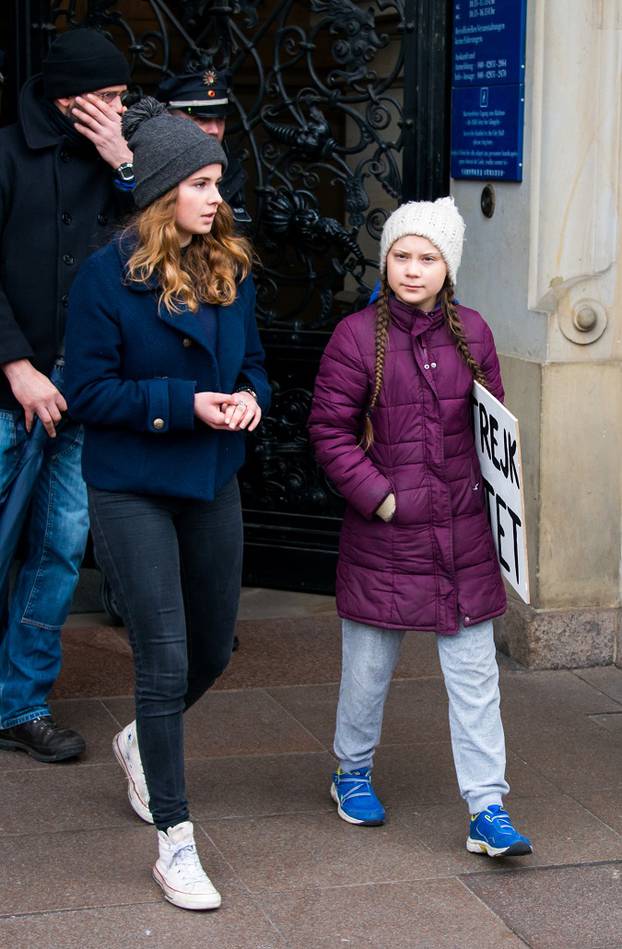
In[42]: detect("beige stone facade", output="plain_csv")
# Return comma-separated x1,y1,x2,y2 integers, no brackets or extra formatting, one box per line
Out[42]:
453,0,622,667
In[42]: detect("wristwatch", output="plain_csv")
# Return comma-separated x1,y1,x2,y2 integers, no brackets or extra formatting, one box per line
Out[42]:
235,384,257,400
115,162,135,183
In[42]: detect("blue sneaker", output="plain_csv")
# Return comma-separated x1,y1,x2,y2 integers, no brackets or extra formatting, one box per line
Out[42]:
467,804,533,857
330,768,385,826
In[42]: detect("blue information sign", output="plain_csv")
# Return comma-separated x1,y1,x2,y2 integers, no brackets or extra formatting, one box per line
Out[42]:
451,0,527,182
451,83,525,180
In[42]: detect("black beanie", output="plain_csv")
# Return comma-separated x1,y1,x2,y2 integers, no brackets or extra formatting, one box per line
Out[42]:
43,28,130,99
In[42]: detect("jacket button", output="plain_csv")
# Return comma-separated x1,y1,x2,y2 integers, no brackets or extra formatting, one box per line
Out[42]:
61,211,72,225
424,363,430,370
153,418,165,431
97,212,109,226
63,253,75,266
431,361,437,368
182,337,193,348
59,149,71,162
61,293,69,308
464,616,471,624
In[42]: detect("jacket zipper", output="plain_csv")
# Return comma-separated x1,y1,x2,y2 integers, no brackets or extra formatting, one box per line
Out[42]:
421,339,429,366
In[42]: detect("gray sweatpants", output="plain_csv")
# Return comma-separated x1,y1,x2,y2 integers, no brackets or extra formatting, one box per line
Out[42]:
334,618,510,814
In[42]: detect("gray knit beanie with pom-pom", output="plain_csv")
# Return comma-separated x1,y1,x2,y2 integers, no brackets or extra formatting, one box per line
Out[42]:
122,96,227,209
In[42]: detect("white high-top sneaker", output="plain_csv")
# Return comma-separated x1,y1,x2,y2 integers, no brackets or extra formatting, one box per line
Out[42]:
153,820,222,910
112,721,153,824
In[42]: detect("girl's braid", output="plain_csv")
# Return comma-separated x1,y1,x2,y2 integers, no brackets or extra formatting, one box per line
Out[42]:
361,277,391,451
441,281,488,388
361,278,487,450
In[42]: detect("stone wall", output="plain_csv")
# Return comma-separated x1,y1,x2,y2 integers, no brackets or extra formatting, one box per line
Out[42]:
453,0,622,668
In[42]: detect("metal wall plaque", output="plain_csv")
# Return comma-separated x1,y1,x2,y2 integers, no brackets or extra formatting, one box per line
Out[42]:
451,0,527,182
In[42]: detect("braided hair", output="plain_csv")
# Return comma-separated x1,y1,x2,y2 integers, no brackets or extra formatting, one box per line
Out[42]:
439,279,488,387
361,277,488,451
360,277,391,451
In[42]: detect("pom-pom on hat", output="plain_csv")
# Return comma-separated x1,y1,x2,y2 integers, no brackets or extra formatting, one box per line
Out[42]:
379,196,466,286
121,96,228,209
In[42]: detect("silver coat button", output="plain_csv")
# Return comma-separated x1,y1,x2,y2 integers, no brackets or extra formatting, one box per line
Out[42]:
431,361,437,368
153,418,165,431
424,363,430,370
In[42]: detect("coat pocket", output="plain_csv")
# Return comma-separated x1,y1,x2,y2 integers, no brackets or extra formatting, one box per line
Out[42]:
390,485,422,526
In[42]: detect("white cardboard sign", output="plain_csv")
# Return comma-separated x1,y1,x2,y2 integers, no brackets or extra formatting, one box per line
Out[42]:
472,381,530,603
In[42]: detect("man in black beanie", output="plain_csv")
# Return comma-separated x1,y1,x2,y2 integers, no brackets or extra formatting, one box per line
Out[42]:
0,29,134,763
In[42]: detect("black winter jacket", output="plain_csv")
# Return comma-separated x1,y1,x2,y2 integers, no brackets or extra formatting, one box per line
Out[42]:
0,76,132,409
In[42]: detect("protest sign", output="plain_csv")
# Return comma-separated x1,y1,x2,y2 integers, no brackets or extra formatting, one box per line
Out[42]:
472,381,529,603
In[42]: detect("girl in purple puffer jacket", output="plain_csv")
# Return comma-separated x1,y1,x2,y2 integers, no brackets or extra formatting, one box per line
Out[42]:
308,197,532,858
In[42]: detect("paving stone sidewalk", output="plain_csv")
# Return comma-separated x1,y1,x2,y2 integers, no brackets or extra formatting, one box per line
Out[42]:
1,591,621,949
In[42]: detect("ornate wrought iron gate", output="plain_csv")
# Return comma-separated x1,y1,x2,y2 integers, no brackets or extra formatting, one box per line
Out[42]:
3,0,451,592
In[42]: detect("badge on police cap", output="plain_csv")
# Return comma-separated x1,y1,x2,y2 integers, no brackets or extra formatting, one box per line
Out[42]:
159,68,230,116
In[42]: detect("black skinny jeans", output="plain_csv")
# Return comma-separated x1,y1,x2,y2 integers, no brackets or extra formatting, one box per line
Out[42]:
89,478,243,830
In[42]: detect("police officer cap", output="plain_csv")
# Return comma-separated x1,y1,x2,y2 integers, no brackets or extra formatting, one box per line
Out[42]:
156,68,230,118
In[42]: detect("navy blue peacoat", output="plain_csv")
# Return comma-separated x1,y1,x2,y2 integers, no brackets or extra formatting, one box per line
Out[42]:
64,240,271,501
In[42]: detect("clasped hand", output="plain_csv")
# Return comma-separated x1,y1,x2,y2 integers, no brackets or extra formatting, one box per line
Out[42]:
194,392,262,432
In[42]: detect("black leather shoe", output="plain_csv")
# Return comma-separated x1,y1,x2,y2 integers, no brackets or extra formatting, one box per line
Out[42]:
0,716,86,762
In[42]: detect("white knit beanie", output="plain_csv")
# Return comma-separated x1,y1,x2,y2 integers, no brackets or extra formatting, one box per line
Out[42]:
379,196,466,286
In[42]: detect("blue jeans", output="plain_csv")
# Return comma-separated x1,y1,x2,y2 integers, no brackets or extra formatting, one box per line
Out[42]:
88,478,243,831
334,619,510,814
0,383,89,727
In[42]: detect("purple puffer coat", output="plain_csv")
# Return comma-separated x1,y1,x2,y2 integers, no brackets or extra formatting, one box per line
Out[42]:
308,295,506,635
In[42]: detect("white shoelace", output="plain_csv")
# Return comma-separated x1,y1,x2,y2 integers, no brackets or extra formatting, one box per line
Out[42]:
338,774,373,803
172,843,208,885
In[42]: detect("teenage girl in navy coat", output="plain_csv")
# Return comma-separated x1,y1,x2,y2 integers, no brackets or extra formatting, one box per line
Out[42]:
64,99,270,912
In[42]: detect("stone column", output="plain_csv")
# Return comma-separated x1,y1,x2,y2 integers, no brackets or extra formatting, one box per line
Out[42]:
453,0,622,668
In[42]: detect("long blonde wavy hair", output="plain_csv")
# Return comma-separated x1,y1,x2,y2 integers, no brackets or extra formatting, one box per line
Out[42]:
124,189,253,313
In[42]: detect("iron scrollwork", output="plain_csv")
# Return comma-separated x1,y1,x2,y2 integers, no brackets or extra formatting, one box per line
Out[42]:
251,0,406,328
225,1,408,519
38,0,407,326
240,386,342,516
30,0,416,546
